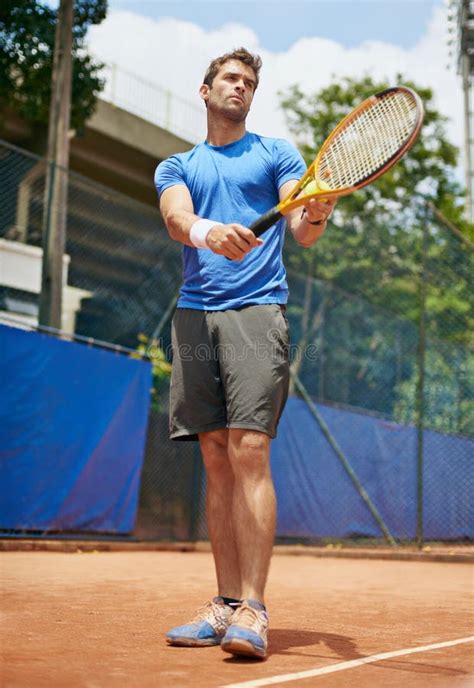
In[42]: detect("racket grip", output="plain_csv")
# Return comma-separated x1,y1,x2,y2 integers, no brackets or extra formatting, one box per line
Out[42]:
249,207,283,238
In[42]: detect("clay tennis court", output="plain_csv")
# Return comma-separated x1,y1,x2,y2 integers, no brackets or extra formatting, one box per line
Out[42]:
2,546,473,687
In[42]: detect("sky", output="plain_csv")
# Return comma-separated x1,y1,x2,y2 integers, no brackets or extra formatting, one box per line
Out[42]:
48,1,464,175
105,0,442,52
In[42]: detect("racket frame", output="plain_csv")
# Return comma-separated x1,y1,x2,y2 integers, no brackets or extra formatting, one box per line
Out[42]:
250,86,424,237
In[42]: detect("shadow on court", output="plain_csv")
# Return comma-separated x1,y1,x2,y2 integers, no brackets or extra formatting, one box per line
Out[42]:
224,629,470,678
269,630,469,677
269,629,363,658
223,628,363,665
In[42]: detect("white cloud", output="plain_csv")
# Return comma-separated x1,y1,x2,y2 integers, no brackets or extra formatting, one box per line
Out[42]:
86,5,463,175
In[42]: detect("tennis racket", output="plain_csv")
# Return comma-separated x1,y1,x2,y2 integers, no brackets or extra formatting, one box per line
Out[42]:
250,86,424,237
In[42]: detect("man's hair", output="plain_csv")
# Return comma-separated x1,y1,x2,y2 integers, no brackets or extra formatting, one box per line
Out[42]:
203,47,262,90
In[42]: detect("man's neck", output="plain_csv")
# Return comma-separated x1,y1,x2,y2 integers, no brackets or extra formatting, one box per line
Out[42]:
206,115,247,147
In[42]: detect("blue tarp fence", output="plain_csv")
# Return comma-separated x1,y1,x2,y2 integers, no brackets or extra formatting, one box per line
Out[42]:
271,397,473,541
1,324,472,541
0,324,152,534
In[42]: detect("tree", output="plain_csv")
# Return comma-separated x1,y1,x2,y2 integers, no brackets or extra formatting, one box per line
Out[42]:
280,76,474,343
280,77,473,428
393,347,474,436
0,0,107,132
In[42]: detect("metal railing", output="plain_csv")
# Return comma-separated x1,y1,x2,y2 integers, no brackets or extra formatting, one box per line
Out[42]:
98,60,206,144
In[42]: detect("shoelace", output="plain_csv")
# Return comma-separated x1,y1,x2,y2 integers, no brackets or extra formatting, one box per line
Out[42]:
232,605,262,631
191,601,229,626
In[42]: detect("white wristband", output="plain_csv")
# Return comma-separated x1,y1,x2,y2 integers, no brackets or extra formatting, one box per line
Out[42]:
189,219,221,248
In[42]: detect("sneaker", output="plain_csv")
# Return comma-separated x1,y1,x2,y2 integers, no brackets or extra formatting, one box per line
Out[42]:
165,597,236,647
221,599,268,659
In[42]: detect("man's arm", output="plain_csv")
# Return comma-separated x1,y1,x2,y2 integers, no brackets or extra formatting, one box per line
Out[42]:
159,184,263,261
279,180,336,248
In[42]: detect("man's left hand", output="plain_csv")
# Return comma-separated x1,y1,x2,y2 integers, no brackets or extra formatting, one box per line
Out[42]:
303,197,337,225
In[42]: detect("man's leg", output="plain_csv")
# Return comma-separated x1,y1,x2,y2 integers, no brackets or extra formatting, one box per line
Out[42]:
199,429,241,600
227,428,276,603
165,428,239,647
219,428,274,659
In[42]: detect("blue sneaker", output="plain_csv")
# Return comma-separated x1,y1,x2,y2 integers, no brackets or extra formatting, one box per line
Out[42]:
221,599,268,659
166,597,236,647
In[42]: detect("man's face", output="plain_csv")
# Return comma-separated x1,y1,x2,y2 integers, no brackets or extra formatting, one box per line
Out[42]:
200,59,257,122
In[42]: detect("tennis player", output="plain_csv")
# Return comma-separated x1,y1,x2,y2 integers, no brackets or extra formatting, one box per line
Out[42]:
154,47,335,660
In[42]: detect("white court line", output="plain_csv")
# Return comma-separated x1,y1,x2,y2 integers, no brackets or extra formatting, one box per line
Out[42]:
221,636,474,688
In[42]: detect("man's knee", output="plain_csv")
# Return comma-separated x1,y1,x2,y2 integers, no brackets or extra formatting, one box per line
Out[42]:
199,428,228,450
228,429,271,473
199,428,230,474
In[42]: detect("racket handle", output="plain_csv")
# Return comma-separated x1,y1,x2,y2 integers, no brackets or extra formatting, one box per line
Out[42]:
249,207,283,238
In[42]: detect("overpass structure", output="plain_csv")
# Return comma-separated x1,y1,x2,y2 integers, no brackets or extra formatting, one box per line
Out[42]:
71,61,206,206
1,61,205,207
0,65,203,335
71,97,199,207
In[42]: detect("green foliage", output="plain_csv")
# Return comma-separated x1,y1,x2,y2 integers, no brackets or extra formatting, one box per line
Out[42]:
280,75,474,345
135,333,172,413
281,76,473,435
0,0,107,130
393,348,474,437
281,76,459,196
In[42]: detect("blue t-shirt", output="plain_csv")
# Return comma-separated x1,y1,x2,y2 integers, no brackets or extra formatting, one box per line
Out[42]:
154,131,306,310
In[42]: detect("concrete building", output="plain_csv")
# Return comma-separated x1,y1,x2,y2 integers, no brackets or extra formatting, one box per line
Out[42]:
0,74,202,340
1,94,198,207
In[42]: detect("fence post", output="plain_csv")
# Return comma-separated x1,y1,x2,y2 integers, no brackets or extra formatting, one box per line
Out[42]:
38,0,73,328
415,217,428,549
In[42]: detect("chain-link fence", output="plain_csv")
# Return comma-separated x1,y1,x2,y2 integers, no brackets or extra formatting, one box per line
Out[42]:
1,139,472,544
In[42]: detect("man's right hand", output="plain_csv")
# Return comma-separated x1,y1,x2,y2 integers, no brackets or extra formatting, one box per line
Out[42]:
206,224,264,261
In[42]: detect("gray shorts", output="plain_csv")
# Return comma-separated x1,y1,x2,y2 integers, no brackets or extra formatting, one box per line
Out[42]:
169,304,290,441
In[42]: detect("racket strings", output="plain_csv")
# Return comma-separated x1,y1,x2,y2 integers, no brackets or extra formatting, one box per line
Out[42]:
317,92,419,190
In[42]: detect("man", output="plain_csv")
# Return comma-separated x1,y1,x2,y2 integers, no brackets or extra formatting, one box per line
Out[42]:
154,47,335,660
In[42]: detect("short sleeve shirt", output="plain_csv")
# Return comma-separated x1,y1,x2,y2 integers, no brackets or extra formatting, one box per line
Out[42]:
154,131,306,310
